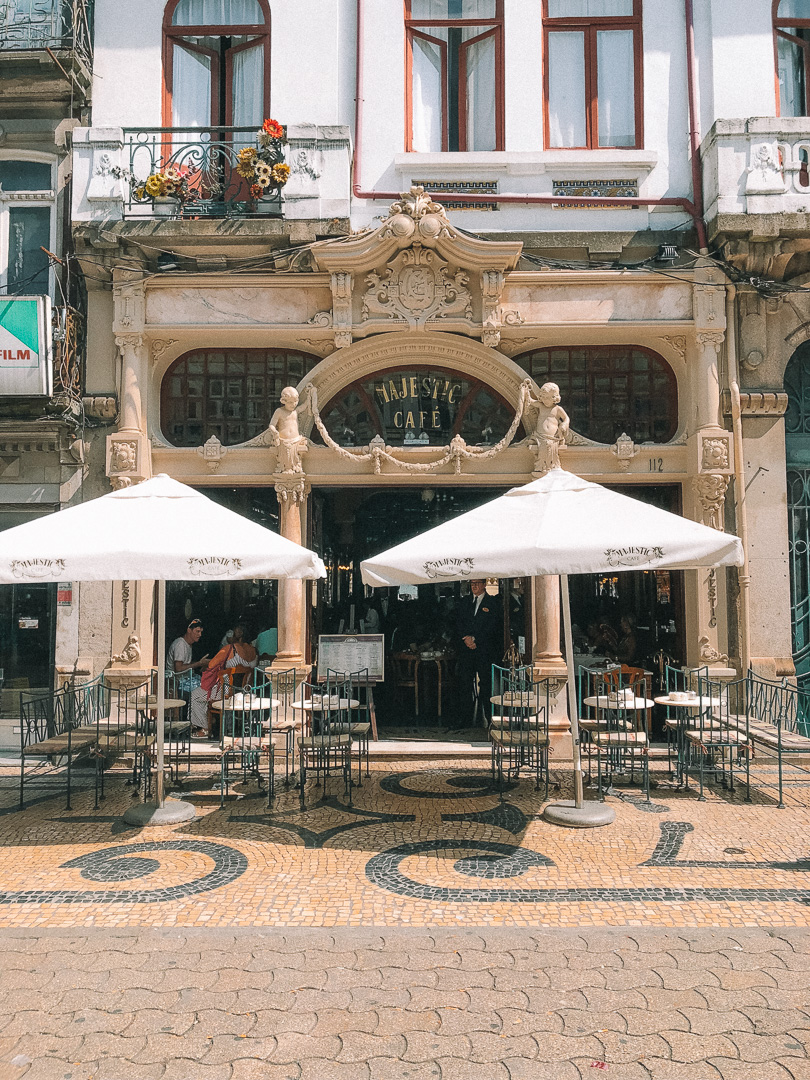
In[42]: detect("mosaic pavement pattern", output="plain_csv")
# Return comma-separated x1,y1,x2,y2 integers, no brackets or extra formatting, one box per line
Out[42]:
0,763,807,1077
0,760,807,928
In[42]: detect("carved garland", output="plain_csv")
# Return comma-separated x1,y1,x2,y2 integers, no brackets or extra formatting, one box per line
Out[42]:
306,381,533,475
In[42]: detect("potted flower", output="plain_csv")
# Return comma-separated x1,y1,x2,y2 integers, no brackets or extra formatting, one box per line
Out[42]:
235,118,290,208
132,165,195,216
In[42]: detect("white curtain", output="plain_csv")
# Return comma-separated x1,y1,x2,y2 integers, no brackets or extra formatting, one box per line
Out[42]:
172,0,263,26
597,29,635,146
172,43,212,135
232,43,263,130
466,33,496,151
412,35,443,152
547,31,586,148
548,0,633,15
411,1,496,18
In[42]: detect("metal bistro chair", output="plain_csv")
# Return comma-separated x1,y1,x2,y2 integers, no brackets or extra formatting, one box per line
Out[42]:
589,670,651,802
489,664,551,795
326,668,372,784
740,673,810,807
257,667,299,788
217,671,276,809
297,675,353,808
682,674,747,801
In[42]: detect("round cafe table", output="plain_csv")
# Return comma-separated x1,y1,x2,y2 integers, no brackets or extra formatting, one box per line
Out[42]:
654,694,724,784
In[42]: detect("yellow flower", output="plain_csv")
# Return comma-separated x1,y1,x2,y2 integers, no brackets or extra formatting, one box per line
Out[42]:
238,147,257,163
271,163,290,185
145,174,165,198
134,186,146,200
236,162,256,180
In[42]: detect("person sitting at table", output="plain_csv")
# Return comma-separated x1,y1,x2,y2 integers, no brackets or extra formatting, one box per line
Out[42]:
167,618,210,736
202,624,259,738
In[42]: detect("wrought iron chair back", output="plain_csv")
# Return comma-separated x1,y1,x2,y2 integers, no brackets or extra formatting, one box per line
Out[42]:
297,676,353,808
489,665,551,794
590,670,650,802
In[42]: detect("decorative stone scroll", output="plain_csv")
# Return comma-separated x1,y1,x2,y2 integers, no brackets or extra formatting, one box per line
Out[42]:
311,186,523,349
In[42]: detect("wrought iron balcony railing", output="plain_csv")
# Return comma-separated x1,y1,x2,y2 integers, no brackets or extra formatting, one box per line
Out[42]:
121,128,284,220
0,0,92,65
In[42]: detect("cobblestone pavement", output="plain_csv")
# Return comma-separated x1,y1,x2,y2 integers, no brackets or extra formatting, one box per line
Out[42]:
0,760,808,1077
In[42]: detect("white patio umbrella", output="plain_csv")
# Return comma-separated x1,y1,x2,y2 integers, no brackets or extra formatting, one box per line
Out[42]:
362,468,744,828
0,474,325,825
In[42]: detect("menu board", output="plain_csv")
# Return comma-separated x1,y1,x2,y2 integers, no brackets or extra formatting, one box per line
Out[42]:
317,635,385,682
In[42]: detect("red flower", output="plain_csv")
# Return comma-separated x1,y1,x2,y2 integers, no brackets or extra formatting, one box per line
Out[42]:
262,118,284,139
250,183,263,198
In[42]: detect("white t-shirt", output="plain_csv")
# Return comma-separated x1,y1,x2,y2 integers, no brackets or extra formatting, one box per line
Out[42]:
167,636,192,671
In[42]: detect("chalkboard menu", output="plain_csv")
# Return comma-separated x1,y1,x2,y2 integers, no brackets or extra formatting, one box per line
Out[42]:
317,635,385,682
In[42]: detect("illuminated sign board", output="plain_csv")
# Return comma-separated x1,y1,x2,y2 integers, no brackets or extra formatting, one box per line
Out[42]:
0,296,53,397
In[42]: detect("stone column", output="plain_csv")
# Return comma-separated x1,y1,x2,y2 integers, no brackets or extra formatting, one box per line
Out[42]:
533,575,570,733
273,477,309,670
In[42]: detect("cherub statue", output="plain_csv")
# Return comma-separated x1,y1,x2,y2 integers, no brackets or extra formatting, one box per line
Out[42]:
525,381,570,475
269,386,308,474
112,634,140,665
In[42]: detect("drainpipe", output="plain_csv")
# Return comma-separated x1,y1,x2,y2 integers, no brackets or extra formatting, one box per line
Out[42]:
352,0,708,250
726,283,752,674
684,0,709,254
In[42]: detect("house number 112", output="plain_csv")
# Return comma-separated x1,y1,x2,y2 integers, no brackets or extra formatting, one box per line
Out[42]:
648,458,663,472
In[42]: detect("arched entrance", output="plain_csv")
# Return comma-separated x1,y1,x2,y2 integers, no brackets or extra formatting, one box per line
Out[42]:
785,342,810,685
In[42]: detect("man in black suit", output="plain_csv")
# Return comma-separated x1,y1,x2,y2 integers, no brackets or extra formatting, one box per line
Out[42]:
453,579,502,728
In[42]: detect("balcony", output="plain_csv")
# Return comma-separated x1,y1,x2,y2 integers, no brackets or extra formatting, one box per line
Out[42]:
703,118,810,252
0,0,93,103
72,124,352,232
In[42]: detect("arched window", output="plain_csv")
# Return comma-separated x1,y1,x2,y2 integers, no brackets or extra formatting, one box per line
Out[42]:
775,1,810,116
161,348,319,447
314,367,522,447
163,0,270,130
406,1,504,152
544,0,642,149
514,345,678,444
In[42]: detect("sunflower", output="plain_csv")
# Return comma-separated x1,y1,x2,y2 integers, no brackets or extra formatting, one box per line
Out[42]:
144,174,165,198
262,118,284,139
271,163,290,185
250,183,264,199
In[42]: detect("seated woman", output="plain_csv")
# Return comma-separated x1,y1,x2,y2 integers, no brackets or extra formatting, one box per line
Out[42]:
195,624,259,739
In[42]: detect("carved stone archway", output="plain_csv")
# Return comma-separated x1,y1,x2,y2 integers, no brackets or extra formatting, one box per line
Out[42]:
295,330,537,440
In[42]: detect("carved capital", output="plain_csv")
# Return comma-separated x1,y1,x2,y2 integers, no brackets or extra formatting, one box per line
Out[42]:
696,331,725,351
274,477,308,504
114,333,145,355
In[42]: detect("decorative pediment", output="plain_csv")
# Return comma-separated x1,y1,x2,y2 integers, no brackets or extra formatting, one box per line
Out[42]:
310,187,523,349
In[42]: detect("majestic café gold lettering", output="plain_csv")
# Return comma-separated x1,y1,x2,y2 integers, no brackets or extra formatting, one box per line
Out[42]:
374,374,463,432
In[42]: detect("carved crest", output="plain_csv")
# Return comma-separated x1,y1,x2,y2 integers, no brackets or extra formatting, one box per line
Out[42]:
362,247,472,328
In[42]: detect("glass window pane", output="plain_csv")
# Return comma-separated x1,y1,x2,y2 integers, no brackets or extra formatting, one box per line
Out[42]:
465,32,496,151
0,160,52,191
172,0,264,26
597,29,635,146
411,1,497,18
547,31,586,147
779,34,807,117
6,206,50,294
548,0,633,15
412,35,444,151
779,1,810,18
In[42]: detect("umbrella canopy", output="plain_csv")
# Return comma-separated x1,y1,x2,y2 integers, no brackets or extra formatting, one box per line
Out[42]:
361,469,744,828
0,474,324,823
0,474,326,584
361,469,743,586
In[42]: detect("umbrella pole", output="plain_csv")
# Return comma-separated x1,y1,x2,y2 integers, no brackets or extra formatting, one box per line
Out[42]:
122,578,195,827
542,575,615,829
561,575,584,810
156,579,166,808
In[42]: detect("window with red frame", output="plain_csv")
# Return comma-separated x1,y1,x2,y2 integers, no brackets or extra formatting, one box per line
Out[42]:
544,0,642,149
163,0,270,130
775,0,810,116
406,0,504,152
